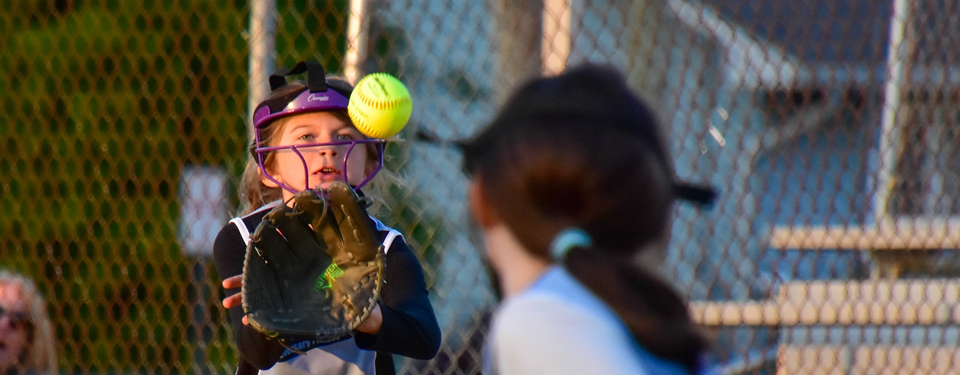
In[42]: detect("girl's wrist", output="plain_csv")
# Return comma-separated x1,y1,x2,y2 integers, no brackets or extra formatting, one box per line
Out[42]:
355,304,383,334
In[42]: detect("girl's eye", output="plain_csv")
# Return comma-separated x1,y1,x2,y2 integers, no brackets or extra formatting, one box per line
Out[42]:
298,134,316,141
336,133,355,141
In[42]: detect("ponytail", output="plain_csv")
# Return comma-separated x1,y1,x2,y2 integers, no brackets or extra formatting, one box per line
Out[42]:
563,248,708,372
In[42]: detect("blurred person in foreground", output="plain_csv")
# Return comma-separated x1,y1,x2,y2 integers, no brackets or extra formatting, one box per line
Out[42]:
461,64,718,374
0,270,56,375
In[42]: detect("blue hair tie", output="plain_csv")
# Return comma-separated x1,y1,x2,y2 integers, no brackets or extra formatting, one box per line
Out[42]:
550,228,593,261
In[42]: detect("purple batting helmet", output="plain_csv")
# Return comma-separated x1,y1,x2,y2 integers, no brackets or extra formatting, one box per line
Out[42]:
250,60,385,193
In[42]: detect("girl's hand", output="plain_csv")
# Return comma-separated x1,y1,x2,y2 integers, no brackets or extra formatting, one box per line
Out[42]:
355,304,383,334
223,274,382,331
221,275,249,325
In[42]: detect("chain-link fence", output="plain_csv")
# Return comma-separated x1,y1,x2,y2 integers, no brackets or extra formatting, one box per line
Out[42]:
2,0,959,374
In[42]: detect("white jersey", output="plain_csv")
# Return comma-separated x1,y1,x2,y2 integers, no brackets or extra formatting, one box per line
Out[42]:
484,266,713,375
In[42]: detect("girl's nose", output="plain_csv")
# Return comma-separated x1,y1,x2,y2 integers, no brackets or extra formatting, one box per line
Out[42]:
318,148,338,157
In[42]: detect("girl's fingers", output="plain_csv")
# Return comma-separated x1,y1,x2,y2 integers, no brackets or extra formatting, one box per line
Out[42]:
221,276,248,324
222,275,243,289
222,293,243,309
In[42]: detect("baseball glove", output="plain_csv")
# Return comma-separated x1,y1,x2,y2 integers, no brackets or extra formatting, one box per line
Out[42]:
241,181,385,343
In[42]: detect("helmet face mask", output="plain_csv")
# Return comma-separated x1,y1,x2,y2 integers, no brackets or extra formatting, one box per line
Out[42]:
250,137,385,193
251,61,385,193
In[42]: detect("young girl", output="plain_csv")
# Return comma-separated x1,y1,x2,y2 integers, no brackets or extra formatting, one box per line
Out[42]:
213,61,441,375
0,270,57,375
462,64,717,375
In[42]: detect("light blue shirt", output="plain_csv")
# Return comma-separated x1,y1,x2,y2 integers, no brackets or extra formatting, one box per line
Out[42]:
484,266,714,375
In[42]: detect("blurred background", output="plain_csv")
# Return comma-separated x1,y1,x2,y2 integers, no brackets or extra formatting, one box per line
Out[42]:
1,0,959,373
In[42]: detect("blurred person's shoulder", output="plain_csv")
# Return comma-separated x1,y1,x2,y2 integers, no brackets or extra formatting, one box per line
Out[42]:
493,266,628,342
488,267,649,375
488,267,714,375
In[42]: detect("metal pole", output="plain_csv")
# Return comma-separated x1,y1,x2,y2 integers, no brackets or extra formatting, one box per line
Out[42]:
542,0,571,75
345,0,370,85
874,0,912,225
248,0,277,139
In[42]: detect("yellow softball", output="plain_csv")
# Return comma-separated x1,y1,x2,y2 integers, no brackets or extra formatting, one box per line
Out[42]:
348,73,413,139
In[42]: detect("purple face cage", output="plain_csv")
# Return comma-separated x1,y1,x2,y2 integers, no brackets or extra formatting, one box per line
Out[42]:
251,60,386,194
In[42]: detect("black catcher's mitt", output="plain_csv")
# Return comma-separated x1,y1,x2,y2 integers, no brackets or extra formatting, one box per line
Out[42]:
241,181,385,342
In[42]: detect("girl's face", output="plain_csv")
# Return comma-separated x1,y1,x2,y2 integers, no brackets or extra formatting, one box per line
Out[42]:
0,282,29,370
263,111,371,200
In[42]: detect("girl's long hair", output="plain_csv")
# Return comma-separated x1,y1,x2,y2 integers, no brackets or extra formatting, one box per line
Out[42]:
0,270,58,374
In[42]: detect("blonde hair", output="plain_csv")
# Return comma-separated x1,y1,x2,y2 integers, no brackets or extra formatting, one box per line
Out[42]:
0,270,57,374
239,81,401,216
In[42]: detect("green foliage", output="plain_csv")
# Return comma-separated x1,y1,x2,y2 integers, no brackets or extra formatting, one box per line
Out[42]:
274,0,349,73
0,1,248,373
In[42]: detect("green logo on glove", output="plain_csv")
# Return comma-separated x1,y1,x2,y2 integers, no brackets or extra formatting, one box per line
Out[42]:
315,262,345,291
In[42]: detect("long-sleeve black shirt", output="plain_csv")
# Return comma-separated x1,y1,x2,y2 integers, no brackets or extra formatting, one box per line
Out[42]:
212,202,441,374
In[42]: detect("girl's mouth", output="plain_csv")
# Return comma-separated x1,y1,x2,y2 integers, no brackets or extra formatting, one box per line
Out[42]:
313,167,344,183
321,167,338,173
